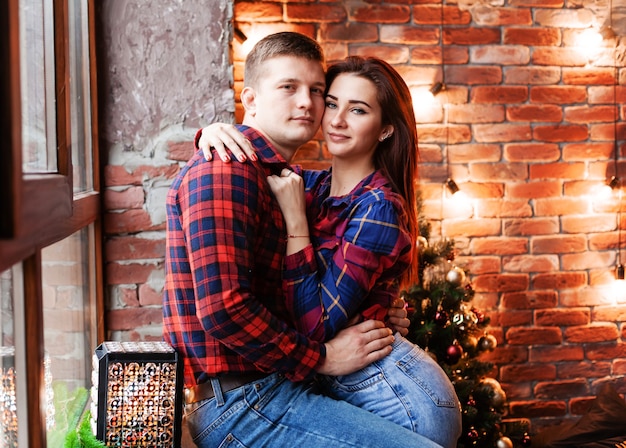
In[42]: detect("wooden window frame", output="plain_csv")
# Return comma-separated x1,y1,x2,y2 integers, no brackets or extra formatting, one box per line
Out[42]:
0,0,104,445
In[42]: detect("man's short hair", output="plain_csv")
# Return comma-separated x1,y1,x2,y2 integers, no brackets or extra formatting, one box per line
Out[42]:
244,32,325,88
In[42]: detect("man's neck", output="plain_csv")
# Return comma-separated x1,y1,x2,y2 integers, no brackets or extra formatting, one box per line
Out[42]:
242,117,298,162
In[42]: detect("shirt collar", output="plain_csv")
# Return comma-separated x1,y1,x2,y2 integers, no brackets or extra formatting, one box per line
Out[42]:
237,125,295,174
318,169,391,205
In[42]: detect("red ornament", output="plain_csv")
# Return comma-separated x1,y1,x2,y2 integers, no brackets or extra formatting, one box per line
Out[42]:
472,307,484,324
445,343,463,365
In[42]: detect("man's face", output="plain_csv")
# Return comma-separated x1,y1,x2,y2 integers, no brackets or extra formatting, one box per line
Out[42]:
242,55,326,160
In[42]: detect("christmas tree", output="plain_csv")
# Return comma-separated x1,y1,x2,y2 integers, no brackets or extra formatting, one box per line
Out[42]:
402,215,530,447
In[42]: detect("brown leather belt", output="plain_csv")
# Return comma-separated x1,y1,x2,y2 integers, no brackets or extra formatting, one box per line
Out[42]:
184,372,267,405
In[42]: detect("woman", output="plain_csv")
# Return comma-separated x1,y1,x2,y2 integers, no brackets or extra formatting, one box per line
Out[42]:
199,56,462,448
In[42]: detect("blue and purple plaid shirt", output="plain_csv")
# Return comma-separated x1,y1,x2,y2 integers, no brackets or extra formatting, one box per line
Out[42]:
282,169,413,342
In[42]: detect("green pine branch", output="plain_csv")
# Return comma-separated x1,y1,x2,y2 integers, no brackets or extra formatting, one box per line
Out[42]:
405,207,515,447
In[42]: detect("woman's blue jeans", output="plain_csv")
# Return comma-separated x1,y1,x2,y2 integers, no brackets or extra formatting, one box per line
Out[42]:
319,334,462,448
184,369,445,448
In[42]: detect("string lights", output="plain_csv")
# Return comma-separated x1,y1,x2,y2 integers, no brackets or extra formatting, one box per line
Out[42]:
0,347,55,445
430,81,445,96
234,25,247,44
604,0,624,281
434,0,460,198
430,0,446,98
446,178,460,195
617,186,624,280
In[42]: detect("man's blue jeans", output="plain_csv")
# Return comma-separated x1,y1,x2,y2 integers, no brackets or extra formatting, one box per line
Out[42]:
184,370,444,447
319,334,462,448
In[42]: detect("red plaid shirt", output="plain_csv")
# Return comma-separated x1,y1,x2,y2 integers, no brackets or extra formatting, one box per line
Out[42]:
163,126,324,387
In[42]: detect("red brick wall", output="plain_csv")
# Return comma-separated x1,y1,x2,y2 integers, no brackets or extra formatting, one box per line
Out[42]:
231,0,626,432
98,0,234,341
101,0,626,434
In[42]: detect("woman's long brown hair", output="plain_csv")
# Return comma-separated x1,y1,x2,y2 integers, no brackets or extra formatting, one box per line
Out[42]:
326,56,420,288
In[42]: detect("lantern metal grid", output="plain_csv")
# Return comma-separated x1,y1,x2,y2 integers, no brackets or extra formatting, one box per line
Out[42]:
91,341,183,448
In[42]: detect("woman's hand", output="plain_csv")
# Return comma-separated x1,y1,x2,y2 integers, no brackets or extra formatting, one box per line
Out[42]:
197,123,256,162
266,169,308,236
387,297,410,337
267,169,310,256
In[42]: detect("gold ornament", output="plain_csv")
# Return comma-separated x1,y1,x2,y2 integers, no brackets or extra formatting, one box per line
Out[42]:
480,377,507,408
496,436,514,448
446,266,466,286
478,334,498,352
461,335,478,351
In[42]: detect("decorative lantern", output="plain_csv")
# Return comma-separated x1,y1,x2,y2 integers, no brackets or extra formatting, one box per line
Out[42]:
91,341,183,447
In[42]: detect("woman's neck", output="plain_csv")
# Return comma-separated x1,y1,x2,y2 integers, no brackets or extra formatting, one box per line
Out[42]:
329,157,375,197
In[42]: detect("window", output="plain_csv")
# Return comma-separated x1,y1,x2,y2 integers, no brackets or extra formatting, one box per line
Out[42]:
0,0,102,446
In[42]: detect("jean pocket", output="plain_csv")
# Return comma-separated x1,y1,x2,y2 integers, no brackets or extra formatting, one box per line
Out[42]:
324,364,384,393
396,345,459,408
216,433,248,448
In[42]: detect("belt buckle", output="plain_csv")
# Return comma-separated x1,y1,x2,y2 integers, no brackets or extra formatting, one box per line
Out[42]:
184,387,197,405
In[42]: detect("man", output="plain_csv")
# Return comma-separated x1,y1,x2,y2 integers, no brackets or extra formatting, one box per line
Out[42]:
163,32,442,447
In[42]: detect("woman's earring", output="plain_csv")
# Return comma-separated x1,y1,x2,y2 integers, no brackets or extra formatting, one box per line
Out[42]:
379,133,390,142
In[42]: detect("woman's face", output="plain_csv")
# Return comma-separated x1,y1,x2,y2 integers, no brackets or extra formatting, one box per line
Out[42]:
322,73,392,162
